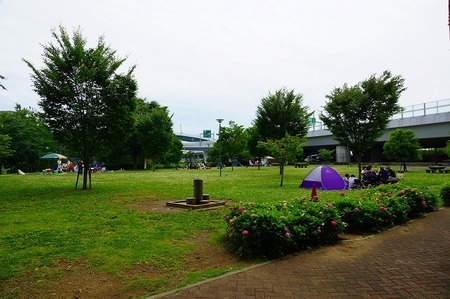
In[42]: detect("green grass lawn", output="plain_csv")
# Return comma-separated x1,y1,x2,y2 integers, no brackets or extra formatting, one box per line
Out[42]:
0,164,448,297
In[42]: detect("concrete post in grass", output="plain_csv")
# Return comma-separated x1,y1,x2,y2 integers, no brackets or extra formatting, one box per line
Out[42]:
194,178,203,204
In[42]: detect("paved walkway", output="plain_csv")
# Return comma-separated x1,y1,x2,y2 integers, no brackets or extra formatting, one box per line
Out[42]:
153,208,450,298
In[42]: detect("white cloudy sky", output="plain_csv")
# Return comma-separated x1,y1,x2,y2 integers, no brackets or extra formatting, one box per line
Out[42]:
0,0,449,135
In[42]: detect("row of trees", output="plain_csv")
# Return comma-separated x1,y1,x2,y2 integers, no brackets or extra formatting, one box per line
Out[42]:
207,71,408,185
2,25,444,189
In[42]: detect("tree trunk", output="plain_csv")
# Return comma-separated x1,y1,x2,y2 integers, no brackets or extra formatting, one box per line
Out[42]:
356,153,362,181
82,160,90,190
280,163,284,187
402,161,408,172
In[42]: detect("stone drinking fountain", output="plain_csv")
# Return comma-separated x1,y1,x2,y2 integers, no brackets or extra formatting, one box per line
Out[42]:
166,178,225,210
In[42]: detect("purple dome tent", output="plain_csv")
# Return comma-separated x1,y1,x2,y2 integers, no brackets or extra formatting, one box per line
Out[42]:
299,165,346,190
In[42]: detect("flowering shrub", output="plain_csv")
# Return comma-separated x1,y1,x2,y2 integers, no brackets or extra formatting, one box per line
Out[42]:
334,185,437,233
439,183,450,207
393,186,438,218
225,198,343,258
224,184,438,259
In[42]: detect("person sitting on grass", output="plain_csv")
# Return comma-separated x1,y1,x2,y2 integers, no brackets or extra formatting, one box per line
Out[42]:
386,166,399,182
378,166,390,184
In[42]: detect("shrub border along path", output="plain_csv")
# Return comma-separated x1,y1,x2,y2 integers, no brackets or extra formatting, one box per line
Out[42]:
154,207,450,298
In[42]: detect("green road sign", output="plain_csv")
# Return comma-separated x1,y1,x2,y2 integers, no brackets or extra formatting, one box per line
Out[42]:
203,130,211,138
308,117,316,124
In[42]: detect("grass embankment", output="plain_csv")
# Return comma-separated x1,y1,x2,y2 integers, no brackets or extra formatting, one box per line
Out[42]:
0,165,447,297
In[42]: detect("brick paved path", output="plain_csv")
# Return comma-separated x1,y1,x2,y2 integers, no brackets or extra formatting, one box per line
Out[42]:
153,208,450,298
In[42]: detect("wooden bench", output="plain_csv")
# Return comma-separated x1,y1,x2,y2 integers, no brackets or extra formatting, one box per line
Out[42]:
295,163,308,168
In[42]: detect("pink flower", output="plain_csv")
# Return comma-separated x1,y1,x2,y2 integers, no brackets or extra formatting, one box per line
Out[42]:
312,195,319,202
238,206,246,212
375,199,380,204
340,192,345,197
242,230,249,236
330,220,337,227
354,207,360,211
228,206,234,210
224,215,230,221
379,206,387,211
325,202,333,208
316,227,322,234
422,201,427,207
283,227,289,232
284,232,291,238
399,190,405,196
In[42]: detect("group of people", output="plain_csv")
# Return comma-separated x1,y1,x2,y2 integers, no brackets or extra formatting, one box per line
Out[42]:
362,165,399,185
344,165,399,189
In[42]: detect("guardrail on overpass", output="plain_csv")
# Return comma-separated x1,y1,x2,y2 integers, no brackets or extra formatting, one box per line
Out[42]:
306,98,450,160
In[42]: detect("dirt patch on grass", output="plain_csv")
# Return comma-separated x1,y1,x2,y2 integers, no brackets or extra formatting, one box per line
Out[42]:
0,201,249,299
126,199,186,213
1,200,371,298
0,243,248,299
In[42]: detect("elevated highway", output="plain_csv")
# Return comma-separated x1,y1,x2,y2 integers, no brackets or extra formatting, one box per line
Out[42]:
306,99,450,162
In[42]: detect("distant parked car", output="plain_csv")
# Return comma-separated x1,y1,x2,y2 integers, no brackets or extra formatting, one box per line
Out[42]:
304,154,321,162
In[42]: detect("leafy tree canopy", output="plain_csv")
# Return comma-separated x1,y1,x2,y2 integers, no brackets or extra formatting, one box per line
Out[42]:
0,105,55,173
318,148,335,163
258,134,305,186
320,70,406,177
254,88,310,141
383,129,421,171
208,121,250,169
444,141,450,158
23,26,137,189
133,99,174,171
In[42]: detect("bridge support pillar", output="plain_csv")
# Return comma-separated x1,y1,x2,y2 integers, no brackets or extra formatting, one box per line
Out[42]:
336,146,350,163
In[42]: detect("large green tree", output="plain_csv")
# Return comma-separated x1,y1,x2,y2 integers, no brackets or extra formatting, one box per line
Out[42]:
253,88,310,174
0,105,55,173
207,121,250,170
254,88,310,140
0,134,14,174
258,134,305,187
245,125,265,168
161,133,183,167
320,71,406,179
133,99,174,171
383,129,421,172
23,26,137,189
444,141,450,159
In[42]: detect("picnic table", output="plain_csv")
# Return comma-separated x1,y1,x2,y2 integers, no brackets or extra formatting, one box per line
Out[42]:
426,166,448,173
295,163,308,168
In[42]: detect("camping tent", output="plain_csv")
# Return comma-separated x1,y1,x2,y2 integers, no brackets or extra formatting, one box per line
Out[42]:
299,165,346,190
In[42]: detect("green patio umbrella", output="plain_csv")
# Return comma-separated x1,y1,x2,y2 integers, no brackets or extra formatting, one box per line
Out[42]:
40,153,68,160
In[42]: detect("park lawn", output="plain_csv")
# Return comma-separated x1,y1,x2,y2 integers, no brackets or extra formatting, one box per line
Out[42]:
0,165,447,297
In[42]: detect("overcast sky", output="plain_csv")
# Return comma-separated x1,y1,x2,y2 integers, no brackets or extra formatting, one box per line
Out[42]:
1,0,449,135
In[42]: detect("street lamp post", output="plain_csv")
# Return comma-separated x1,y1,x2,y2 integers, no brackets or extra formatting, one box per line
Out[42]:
216,118,224,177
